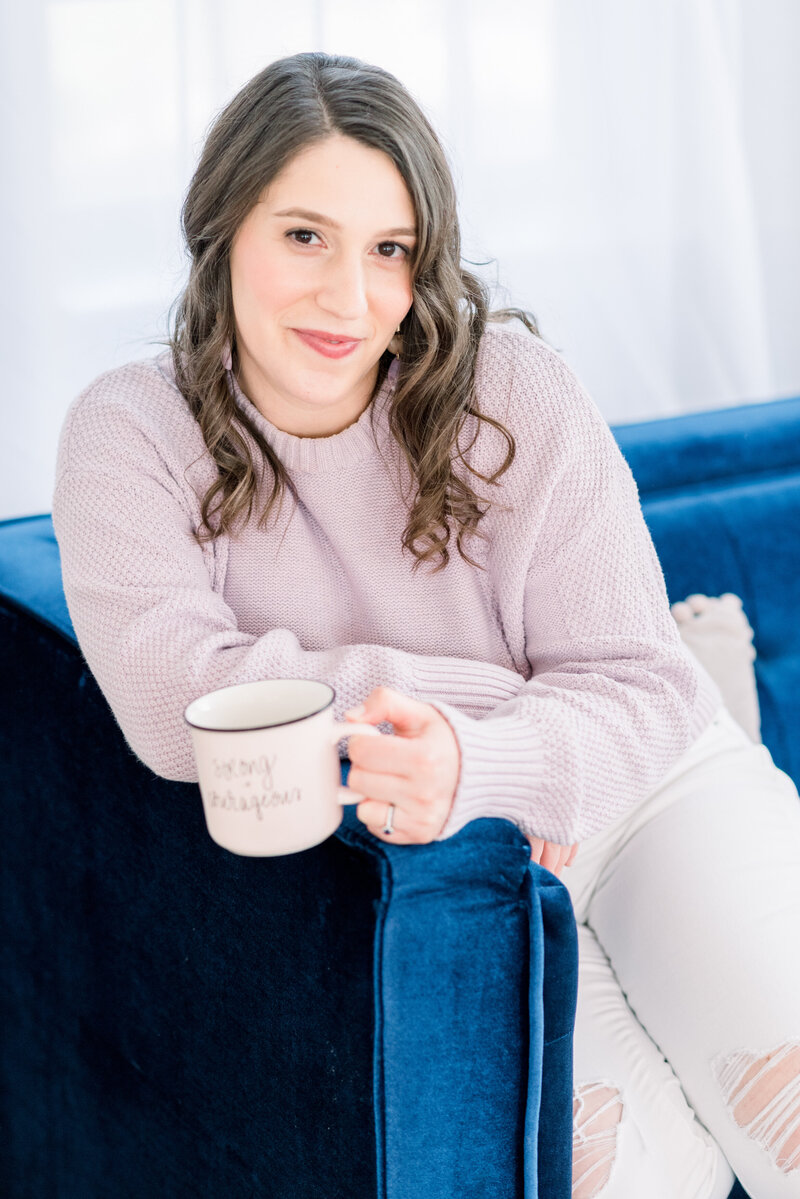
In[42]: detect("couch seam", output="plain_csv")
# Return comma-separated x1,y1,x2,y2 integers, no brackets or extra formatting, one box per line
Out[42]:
334,824,392,1199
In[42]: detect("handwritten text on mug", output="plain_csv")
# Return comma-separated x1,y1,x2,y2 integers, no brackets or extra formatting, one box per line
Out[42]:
209,787,302,821
213,754,279,783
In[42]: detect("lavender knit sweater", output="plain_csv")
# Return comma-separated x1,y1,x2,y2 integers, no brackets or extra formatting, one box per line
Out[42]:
51,321,722,844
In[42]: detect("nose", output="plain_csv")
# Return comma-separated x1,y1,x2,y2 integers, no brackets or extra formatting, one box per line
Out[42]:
316,250,369,320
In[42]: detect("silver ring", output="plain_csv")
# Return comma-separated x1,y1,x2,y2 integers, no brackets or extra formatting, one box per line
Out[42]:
381,803,396,836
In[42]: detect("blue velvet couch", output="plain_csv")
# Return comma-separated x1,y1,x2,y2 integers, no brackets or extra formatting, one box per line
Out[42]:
2,392,799,1199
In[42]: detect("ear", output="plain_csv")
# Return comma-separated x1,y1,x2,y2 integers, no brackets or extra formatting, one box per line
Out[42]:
387,323,403,357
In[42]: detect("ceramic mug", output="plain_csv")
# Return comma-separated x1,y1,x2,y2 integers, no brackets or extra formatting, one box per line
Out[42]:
184,678,386,856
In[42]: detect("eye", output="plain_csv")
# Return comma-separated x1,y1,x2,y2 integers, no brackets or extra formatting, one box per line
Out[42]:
376,241,410,260
286,228,321,246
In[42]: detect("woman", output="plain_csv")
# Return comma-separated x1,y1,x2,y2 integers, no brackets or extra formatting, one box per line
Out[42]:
52,51,800,1197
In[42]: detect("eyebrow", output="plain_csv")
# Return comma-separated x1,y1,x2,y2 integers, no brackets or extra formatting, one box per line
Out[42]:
271,207,417,238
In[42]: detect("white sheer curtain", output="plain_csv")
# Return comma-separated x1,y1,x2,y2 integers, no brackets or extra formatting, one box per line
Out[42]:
2,0,799,520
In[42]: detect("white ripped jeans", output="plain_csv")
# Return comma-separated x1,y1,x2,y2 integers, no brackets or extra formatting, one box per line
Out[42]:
561,705,800,1199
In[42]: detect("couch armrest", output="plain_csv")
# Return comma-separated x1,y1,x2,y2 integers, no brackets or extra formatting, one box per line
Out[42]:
336,805,577,1198
0,584,577,1198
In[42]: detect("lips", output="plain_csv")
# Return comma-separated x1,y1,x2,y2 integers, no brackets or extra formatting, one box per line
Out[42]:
295,328,361,344
293,329,362,359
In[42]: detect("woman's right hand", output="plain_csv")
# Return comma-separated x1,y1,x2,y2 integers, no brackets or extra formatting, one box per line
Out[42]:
526,836,578,877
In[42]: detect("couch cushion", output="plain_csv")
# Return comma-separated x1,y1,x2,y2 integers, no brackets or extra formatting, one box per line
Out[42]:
613,393,800,497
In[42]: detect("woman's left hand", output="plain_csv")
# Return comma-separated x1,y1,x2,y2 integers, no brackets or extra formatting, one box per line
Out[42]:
342,686,461,843
526,836,579,877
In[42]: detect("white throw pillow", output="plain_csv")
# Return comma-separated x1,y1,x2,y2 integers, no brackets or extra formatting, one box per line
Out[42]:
670,593,761,744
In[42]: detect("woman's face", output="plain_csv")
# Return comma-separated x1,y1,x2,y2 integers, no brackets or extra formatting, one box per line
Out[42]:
229,133,417,436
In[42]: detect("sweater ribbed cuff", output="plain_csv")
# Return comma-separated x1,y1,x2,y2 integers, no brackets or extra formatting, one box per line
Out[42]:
425,698,548,842
411,657,524,716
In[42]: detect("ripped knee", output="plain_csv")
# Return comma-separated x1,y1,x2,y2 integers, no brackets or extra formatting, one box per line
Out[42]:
712,1040,800,1174
572,1081,624,1198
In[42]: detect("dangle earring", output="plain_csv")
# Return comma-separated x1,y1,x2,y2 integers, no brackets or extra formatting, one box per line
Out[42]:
388,323,403,357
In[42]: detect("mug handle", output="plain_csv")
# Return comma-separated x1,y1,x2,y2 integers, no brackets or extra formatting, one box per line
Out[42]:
331,721,383,806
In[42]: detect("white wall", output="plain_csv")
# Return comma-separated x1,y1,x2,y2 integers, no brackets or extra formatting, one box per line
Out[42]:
3,0,799,519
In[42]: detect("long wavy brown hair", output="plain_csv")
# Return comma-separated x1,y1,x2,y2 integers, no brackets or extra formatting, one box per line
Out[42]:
168,50,542,573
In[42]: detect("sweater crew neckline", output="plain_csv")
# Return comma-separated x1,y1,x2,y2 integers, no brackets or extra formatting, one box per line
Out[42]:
229,355,400,474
